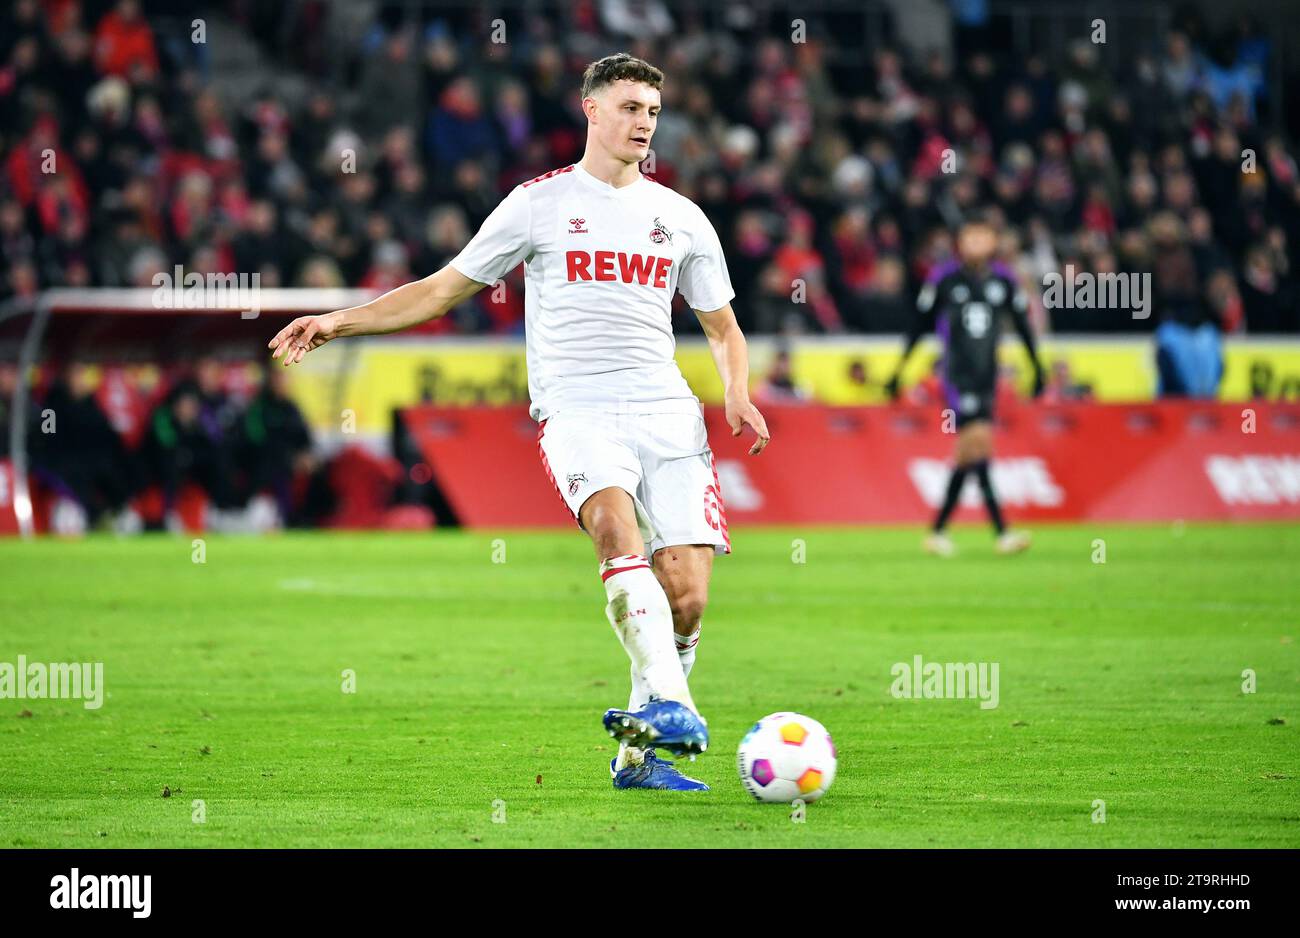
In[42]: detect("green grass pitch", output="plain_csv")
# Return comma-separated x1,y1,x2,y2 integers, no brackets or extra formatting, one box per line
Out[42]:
1,522,1297,848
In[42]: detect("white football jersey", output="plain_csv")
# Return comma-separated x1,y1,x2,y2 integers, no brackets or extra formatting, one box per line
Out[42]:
449,162,735,422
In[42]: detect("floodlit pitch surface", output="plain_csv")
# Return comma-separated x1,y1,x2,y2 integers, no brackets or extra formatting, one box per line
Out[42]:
1,524,1296,848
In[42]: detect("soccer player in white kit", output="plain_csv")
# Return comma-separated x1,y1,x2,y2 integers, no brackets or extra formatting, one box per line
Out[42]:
268,53,770,791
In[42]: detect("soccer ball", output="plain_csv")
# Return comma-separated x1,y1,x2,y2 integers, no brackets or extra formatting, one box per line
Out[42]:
737,712,837,803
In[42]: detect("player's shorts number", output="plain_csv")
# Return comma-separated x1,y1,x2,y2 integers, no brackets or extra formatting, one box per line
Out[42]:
703,483,723,531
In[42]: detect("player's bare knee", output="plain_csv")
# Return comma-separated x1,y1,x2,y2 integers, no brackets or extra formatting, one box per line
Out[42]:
591,520,640,559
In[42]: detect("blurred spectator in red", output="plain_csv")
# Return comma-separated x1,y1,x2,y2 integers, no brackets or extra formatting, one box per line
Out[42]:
93,0,158,81
1206,268,1245,334
772,211,843,332
1080,184,1116,238
1041,359,1094,403
169,169,215,250
361,240,412,293
906,357,945,407
828,207,877,303
6,116,87,214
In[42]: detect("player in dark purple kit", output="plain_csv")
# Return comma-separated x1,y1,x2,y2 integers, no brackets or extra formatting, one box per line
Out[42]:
885,218,1044,556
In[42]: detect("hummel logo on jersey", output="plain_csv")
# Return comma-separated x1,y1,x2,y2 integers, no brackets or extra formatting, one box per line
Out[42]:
566,250,673,288
651,216,673,243
567,472,587,496
568,217,588,234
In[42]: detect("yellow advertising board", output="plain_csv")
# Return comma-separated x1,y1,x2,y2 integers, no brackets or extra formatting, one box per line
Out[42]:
287,337,1300,435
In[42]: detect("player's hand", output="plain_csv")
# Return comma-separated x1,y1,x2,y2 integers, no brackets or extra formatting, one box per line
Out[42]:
726,395,770,455
884,374,901,401
268,312,342,366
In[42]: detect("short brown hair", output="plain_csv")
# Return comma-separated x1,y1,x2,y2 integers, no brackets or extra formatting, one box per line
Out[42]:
580,53,664,100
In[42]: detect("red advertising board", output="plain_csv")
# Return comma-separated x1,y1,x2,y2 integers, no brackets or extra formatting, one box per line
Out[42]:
401,401,1300,528
4,401,1297,536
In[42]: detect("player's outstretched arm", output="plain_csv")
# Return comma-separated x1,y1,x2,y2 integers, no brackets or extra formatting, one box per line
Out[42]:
267,265,486,365
695,303,770,456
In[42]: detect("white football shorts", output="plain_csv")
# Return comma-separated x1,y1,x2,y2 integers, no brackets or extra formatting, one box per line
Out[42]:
536,408,731,555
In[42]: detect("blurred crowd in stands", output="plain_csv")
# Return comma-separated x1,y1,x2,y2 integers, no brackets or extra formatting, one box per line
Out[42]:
2,0,1297,337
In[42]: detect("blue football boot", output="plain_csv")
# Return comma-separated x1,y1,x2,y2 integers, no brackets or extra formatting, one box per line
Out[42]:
602,695,709,757
610,751,710,791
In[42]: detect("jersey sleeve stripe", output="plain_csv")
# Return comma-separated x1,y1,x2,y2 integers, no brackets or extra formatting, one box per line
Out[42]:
521,164,575,188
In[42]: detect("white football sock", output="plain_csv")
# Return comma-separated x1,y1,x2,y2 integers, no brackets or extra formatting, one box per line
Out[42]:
675,625,700,679
601,554,696,712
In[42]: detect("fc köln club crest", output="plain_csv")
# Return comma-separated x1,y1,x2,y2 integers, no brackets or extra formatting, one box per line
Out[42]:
649,216,673,244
